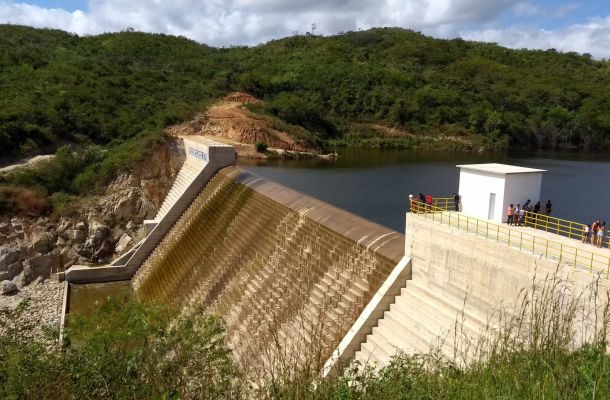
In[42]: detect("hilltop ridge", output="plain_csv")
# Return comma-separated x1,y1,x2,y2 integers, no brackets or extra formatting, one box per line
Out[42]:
1,25,609,211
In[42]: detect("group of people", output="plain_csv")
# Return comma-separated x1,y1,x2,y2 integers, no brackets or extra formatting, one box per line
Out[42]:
506,199,552,226
408,192,461,212
582,220,607,248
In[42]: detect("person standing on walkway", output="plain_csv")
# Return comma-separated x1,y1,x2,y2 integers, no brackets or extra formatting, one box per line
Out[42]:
453,193,460,212
533,201,541,214
582,224,591,243
409,192,414,209
518,207,526,226
507,204,515,225
545,200,552,215
597,222,606,248
592,220,600,245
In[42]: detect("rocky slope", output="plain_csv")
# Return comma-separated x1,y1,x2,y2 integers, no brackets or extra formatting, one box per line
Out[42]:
0,136,183,292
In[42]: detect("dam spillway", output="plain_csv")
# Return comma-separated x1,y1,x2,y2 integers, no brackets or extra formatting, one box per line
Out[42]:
132,166,405,381
63,138,610,384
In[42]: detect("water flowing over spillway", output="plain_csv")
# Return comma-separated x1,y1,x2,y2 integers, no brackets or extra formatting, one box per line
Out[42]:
132,166,404,382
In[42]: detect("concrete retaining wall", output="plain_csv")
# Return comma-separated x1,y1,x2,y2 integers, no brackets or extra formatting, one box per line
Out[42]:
352,212,610,367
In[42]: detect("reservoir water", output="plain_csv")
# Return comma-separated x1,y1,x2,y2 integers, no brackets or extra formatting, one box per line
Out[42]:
239,149,610,233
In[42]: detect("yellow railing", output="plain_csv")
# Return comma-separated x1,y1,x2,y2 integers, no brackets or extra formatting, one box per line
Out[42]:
432,197,455,211
410,202,610,277
410,197,454,212
524,211,609,249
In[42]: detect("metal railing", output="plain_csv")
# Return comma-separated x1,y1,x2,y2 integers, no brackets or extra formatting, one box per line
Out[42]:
410,197,456,211
523,211,609,249
432,197,456,211
410,201,610,277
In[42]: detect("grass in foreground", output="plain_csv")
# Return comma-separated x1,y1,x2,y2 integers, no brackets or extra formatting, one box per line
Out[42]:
0,274,608,399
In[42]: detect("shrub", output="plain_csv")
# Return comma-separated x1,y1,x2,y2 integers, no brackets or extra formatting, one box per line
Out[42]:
255,141,268,152
0,186,50,216
0,297,242,399
50,192,81,218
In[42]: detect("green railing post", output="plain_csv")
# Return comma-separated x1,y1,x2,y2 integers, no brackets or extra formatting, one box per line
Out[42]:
519,233,522,250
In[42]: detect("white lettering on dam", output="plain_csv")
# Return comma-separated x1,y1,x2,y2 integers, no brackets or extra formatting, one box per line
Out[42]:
189,147,208,162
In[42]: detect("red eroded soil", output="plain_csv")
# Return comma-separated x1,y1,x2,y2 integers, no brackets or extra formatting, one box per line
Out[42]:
165,92,315,158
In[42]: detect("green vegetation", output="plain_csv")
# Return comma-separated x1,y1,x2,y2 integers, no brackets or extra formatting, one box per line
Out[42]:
0,297,240,399
0,275,608,398
268,276,610,399
255,141,269,152
1,25,610,213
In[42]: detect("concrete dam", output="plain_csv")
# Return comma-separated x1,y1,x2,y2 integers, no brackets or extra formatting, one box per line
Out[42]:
64,136,610,383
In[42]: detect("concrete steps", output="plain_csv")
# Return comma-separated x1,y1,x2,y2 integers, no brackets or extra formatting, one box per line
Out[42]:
353,276,491,369
155,160,203,221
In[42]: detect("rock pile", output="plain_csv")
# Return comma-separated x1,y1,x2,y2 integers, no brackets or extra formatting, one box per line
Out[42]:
0,279,64,348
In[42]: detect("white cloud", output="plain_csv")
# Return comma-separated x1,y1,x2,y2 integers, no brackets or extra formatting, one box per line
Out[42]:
512,2,540,17
462,16,610,59
0,0,609,58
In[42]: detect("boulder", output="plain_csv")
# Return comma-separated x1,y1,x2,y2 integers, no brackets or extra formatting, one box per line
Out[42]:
113,191,137,221
0,247,21,270
57,219,73,236
115,234,133,254
69,228,87,243
10,218,22,231
6,261,23,278
0,223,8,234
28,254,60,279
90,221,110,241
93,240,114,262
31,229,53,254
1,280,18,295
60,246,80,269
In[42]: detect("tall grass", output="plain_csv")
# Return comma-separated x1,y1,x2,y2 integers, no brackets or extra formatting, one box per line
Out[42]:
0,275,608,399
264,274,610,399
0,296,242,399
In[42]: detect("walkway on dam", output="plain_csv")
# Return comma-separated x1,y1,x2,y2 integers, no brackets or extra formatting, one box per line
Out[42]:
412,207,610,277
516,225,610,272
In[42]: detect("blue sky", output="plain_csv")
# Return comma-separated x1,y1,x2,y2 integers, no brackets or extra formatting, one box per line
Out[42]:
2,0,610,58
24,0,85,11
502,0,610,29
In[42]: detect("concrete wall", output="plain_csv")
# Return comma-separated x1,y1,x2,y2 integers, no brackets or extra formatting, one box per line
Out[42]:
353,213,610,367
458,170,505,223
504,172,543,217
407,213,609,353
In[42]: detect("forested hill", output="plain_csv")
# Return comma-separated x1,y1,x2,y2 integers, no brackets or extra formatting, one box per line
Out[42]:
2,24,610,162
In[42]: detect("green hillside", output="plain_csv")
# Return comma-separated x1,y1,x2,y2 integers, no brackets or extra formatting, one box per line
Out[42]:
1,25,609,202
